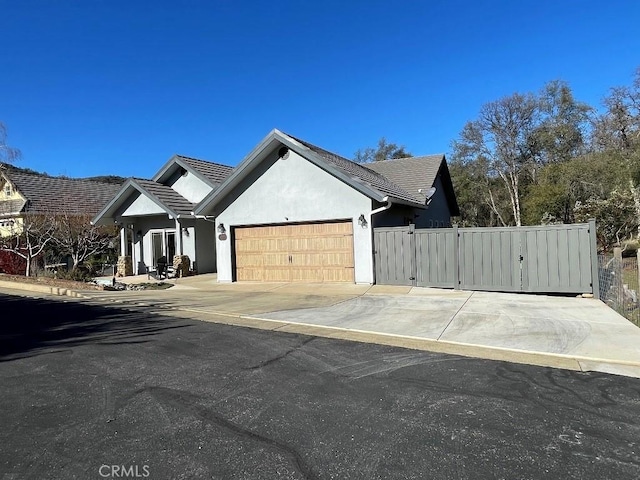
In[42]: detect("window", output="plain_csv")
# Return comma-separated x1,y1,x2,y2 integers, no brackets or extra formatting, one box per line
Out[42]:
4,184,11,197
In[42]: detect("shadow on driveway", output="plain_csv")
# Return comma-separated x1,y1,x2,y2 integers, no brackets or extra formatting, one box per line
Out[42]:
0,293,189,361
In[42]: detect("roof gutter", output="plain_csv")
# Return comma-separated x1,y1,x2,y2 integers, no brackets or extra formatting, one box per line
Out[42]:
370,196,393,219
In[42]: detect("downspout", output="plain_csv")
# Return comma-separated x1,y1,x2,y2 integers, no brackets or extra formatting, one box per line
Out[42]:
368,197,393,285
370,197,393,218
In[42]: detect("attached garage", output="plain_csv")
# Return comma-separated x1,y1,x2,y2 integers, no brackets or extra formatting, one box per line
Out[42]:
194,129,459,285
234,221,354,282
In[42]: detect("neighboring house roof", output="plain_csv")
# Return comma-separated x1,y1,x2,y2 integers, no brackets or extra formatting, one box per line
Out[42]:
0,170,121,217
195,129,456,216
366,155,460,216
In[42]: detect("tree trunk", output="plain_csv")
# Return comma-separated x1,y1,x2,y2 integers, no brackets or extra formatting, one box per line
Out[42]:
486,187,508,227
629,178,640,240
72,254,81,271
498,170,521,226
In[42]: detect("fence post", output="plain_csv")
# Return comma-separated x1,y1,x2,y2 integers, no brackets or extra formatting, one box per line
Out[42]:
453,224,459,290
614,246,623,308
636,249,640,299
589,219,600,300
409,224,417,287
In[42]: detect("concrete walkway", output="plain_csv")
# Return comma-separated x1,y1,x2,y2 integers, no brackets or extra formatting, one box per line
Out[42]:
3,273,640,378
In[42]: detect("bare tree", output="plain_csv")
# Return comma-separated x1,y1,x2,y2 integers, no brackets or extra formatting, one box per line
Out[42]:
0,214,57,276
590,68,640,241
591,67,640,152
50,212,118,271
452,92,539,226
0,122,21,165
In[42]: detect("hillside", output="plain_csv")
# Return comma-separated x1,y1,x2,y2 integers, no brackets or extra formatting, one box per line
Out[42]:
1,163,127,185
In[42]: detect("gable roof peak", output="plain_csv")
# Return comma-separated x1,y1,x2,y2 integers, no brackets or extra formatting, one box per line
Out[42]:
153,153,234,187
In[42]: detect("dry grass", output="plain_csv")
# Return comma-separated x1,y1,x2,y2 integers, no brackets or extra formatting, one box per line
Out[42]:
0,274,104,291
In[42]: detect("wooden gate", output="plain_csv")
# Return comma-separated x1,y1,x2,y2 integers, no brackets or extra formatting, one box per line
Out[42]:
373,221,599,297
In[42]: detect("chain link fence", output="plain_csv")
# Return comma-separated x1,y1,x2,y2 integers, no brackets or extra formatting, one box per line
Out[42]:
598,253,640,327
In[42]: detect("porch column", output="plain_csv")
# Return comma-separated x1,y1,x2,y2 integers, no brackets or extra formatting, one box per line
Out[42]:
119,226,127,256
132,225,139,272
175,219,183,255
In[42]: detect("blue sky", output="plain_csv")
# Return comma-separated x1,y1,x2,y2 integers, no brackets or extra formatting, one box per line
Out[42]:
1,0,639,179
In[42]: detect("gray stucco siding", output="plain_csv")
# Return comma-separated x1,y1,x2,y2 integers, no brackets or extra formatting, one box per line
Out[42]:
372,176,452,229
214,149,375,283
417,175,452,227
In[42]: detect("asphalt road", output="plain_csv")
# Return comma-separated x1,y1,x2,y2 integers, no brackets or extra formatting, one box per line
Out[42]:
2,291,640,480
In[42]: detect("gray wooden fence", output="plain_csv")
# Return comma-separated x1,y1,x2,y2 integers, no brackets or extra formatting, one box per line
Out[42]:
373,220,599,298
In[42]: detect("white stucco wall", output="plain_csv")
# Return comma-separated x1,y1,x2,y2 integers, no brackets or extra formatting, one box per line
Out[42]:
122,194,165,216
171,171,213,203
215,150,374,283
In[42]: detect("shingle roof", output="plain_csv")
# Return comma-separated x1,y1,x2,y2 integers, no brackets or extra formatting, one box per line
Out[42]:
5,171,121,216
175,155,235,185
365,155,444,203
286,134,425,205
132,178,197,216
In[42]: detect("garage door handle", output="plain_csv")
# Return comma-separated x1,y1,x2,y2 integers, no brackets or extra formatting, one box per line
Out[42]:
289,255,292,264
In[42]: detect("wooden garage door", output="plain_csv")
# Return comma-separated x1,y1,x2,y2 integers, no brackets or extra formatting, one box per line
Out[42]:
234,221,355,282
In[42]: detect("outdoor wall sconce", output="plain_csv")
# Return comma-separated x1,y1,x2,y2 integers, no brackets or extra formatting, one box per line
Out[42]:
358,214,368,228
136,230,142,238
217,223,226,234
182,227,190,236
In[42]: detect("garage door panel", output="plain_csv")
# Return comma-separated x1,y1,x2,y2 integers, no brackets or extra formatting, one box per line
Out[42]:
289,267,324,282
323,267,355,282
235,238,288,252
235,253,265,267
234,221,354,283
289,237,352,252
324,252,354,266
263,267,292,282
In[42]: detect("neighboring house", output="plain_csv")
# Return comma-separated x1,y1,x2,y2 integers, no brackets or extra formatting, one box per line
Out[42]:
194,129,459,284
0,167,121,238
91,155,234,277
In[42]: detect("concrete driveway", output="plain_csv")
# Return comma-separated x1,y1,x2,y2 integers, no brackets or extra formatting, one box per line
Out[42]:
50,273,640,379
